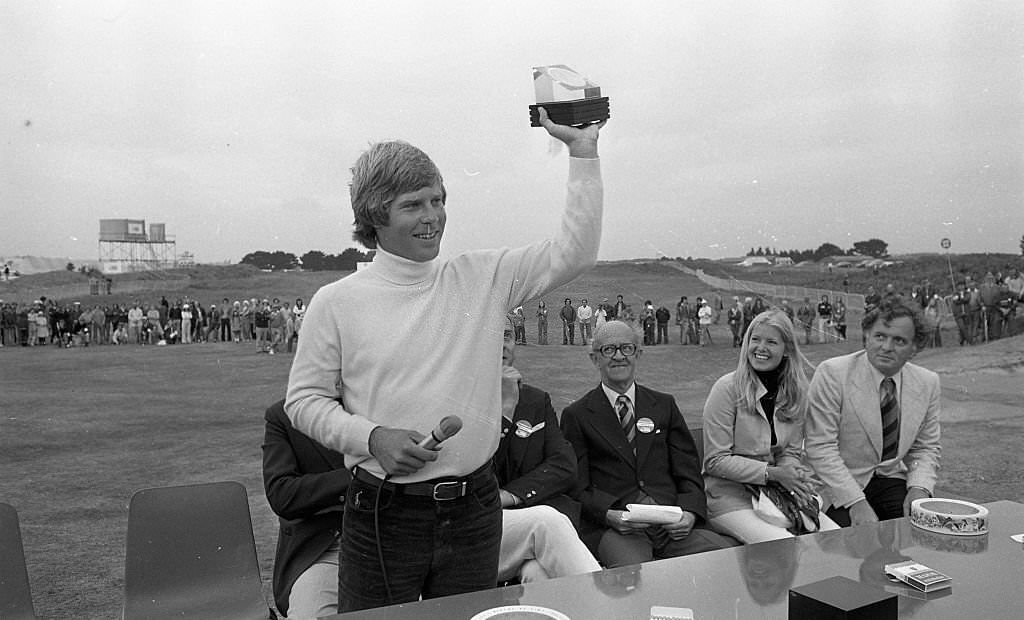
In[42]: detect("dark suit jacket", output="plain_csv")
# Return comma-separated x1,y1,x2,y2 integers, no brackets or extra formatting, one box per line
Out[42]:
560,383,708,548
262,399,349,616
493,383,580,525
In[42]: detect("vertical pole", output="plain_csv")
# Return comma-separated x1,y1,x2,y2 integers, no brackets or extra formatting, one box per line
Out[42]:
946,251,956,293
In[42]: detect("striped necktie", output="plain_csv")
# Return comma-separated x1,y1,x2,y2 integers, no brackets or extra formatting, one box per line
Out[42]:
616,394,636,451
880,377,900,460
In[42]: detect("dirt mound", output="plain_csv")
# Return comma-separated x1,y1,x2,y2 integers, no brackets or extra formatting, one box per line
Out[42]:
914,335,1024,425
0,269,91,293
0,263,265,304
178,264,263,280
916,335,1024,375
1,255,97,275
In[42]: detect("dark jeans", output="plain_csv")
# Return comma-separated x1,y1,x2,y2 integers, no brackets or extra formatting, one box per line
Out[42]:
656,322,668,344
954,315,971,345
562,321,575,344
514,325,526,344
338,467,502,613
826,475,907,526
219,318,231,341
729,322,742,347
982,307,999,341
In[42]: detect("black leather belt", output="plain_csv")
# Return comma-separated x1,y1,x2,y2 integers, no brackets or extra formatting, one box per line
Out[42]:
353,462,493,501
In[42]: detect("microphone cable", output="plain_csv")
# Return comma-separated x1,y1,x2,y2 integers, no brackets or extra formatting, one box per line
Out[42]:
374,472,393,605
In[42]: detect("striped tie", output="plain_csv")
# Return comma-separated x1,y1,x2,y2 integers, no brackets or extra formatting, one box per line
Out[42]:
616,394,636,452
880,377,900,460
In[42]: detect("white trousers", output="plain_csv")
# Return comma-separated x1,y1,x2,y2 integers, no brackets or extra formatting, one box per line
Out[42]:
709,508,840,544
287,542,339,620
817,317,831,343
497,505,601,583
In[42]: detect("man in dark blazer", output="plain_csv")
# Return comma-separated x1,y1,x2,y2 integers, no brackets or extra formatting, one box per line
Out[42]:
262,399,349,618
561,320,731,568
494,322,600,582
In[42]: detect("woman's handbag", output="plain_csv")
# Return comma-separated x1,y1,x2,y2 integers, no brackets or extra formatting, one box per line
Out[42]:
745,481,822,535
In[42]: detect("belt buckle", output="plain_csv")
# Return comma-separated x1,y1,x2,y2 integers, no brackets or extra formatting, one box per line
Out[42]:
432,480,466,501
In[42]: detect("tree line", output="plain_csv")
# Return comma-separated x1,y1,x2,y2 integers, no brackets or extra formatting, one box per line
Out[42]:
746,238,889,262
239,248,375,271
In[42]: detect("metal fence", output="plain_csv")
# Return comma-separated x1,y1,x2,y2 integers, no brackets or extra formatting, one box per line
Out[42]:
680,266,866,313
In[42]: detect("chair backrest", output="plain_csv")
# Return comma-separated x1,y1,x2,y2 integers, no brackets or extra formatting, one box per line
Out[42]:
123,481,268,620
0,503,36,620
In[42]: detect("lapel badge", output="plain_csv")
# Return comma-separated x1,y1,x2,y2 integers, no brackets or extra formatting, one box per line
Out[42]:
636,417,655,434
515,420,535,438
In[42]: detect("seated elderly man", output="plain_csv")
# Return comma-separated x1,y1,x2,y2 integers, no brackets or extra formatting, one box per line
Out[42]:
561,320,731,568
805,297,941,527
495,320,600,582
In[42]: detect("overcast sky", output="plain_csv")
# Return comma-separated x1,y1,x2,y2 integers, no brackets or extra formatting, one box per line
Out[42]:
3,1,1023,263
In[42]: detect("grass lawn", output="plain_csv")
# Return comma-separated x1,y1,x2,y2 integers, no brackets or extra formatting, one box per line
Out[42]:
3,264,1022,619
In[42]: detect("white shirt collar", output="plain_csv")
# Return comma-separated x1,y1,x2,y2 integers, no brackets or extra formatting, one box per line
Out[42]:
866,359,902,396
601,382,636,410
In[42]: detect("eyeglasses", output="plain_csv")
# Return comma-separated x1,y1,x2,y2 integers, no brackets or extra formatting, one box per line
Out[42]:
597,343,638,358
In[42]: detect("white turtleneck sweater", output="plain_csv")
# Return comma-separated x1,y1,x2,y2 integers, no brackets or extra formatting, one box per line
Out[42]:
285,157,602,482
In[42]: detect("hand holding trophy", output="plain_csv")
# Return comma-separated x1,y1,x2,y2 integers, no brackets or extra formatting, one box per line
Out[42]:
529,65,610,128
530,65,608,158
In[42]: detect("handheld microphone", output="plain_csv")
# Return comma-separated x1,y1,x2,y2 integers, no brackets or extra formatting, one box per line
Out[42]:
417,415,463,449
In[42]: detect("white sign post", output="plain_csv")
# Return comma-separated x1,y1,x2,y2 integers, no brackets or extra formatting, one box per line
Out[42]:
941,238,955,292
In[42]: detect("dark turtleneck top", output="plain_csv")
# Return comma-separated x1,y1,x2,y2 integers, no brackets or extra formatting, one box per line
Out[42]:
755,364,784,446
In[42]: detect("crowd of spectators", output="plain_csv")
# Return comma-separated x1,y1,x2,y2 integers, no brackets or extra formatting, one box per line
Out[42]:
0,295,307,353
3,264,1019,354
878,267,1023,347
522,291,853,351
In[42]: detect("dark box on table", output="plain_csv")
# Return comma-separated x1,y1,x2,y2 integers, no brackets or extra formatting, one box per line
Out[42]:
789,575,896,620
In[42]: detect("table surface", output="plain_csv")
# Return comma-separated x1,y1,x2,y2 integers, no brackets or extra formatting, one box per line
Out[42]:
331,500,1024,619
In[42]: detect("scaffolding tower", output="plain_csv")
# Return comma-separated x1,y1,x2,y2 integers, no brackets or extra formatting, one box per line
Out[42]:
98,219,177,273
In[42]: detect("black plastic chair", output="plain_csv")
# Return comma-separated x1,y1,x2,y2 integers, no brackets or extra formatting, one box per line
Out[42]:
0,503,36,620
123,481,270,620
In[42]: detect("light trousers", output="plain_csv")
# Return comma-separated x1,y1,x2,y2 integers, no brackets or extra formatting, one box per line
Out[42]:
287,541,340,620
497,505,600,583
817,318,831,343
710,508,840,544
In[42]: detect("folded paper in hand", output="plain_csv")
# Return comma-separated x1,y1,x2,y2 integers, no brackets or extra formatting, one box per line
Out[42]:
622,504,683,524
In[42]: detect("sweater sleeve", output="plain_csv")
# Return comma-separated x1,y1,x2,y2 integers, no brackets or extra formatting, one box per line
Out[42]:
702,375,770,484
284,285,378,456
498,157,603,309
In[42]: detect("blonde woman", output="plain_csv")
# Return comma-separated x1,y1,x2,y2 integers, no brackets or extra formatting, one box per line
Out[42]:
702,309,838,543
